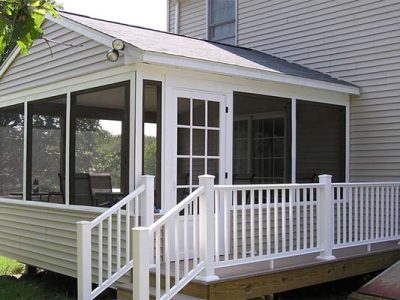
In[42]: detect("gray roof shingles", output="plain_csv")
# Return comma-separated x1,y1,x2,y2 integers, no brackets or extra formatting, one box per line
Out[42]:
60,11,356,88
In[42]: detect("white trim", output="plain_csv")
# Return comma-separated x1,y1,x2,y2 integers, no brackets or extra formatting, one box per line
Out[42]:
134,72,144,189
46,13,113,48
345,100,350,182
65,92,71,205
291,98,297,183
23,101,28,201
0,47,20,79
142,52,360,95
0,67,134,104
0,197,108,213
129,72,137,193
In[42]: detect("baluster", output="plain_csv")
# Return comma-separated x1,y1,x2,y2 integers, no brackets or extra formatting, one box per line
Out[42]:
274,189,278,254
310,188,314,248
250,189,255,257
215,191,220,262
164,224,170,293
289,188,294,252
155,229,161,300
134,196,139,227
174,217,180,283
233,190,238,260
258,189,263,256
365,186,370,240
355,187,359,242
296,188,300,251
126,202,130,265
282,188,286,252
98,222,103,285
224,191,229,261
395,186,399,236
302,188,307,249
117,209,121,270
390,186,394,237
266,189,271,255
184,206,189,277
193,197,198,267
337,187,341,244
108,216,112,278
241,189,246,258
371,186,375,239
349,187,353,243
385,186,390,237
343,187,347,244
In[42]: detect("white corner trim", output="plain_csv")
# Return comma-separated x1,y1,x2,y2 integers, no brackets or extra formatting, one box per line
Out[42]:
0,46,20,79
142,51,361,95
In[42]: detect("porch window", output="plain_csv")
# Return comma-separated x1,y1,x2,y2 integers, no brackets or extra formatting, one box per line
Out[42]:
209,0,236,45
143,80,162,210
233,92,291,184
27,96,66,202
0,104,24,199
70,82,130,206
296,101,345,182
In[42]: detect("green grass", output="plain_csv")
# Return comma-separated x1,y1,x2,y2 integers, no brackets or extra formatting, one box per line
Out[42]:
0,256,25,276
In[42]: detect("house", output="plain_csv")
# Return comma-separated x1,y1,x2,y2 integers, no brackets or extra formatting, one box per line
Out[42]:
168,0,400,183
0,2,399,299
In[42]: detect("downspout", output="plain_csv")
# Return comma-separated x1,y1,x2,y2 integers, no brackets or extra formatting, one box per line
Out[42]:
174,0,180,34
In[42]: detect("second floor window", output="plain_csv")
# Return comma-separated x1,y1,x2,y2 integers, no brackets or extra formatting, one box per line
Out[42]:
209,0,236,45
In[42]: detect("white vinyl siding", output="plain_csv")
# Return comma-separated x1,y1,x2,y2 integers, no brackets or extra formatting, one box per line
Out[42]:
0,201,131,284
0,20,123,97
169,0,176,33
237,0,400,182
169,0,207,39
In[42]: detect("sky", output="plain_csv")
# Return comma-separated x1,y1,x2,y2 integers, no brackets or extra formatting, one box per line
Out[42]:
61,0,168,31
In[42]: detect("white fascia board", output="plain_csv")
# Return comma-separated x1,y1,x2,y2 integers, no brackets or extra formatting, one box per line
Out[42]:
142,51,360,95
46,13,143,63
0,46,20,79
46,13,114,47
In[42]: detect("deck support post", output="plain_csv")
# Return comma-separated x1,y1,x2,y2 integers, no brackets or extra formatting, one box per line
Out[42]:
197,175,219,281
77,221,92,300
132,227,150,300
317,174,336,261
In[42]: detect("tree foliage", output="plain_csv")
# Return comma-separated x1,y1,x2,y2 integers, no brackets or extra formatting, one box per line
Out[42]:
0,0,59,62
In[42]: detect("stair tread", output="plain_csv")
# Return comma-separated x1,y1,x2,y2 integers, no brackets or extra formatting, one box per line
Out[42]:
117,284,205,300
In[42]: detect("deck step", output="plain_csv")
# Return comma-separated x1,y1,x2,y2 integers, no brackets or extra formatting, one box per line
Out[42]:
117,283,206,300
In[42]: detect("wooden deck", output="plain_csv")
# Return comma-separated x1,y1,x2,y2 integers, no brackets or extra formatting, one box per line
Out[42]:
118,241,400,299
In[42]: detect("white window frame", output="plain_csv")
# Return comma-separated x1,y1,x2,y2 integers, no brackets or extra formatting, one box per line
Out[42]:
207,0,237,45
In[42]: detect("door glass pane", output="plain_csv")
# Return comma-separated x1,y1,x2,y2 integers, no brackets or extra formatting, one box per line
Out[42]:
0,105,24,199
177,158,190,185
193,129,205,156
178,98,190,125
177,128,190,156
193,100,205,126
192,159,205,186
208,130,219,156
29,97,66,203
208,101,220,127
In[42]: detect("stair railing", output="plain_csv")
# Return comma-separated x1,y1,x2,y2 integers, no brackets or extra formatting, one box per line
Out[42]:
132,175,218,300
77,175,154,300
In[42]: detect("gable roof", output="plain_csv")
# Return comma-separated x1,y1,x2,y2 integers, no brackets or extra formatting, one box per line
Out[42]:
0,11,359,95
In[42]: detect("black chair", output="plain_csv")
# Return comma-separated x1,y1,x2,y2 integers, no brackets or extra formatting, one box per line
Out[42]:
59,173,98,206
89,173,122,206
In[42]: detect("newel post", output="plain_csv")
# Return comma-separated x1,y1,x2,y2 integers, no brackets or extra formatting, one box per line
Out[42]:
132,227,150,300
197,175,219,281
317,174,336,261
140,175,155,227
77,221,92,300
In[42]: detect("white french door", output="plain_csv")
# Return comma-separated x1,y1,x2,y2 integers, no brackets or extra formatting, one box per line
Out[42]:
165,89,226,259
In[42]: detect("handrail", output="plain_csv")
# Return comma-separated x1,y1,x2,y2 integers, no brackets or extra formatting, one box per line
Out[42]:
215,183,323,190
149,186,205,233
332,182,400,187
90,184,145,228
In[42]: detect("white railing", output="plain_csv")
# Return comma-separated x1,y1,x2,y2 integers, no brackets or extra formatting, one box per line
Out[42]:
77,176,154,300
132,175,217,300
333,182,400,249
214,182,325,266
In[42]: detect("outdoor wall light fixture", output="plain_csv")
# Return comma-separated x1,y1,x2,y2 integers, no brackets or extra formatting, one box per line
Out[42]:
106,49,119,62
106,39,125,62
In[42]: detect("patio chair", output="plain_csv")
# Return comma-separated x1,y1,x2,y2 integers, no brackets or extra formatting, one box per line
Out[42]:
89,173,123,207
